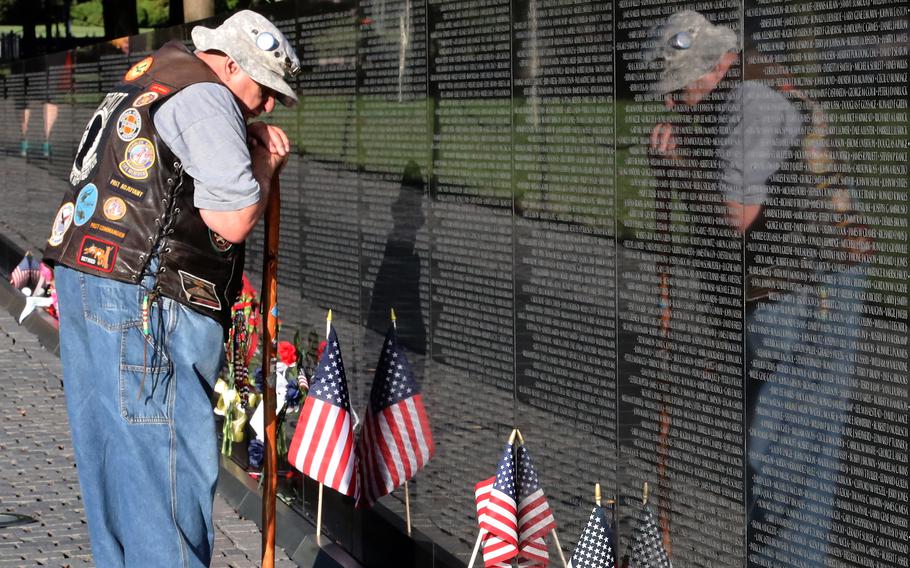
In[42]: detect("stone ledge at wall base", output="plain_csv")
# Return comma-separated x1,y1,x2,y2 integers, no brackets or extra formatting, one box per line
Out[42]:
217,457,363,568
219,456,466,568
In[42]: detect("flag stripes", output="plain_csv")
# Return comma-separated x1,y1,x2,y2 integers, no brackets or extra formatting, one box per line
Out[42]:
356,326,434,508
288,326,357,497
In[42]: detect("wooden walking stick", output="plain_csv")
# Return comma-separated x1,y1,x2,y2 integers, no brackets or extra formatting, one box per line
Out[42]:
260,176,281,568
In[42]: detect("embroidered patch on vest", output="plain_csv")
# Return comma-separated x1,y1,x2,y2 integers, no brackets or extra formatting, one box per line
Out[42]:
73,183,98,227
108,177,146,201
102,197,127,221
117,108,142,142
149,83,172,95
178,270,222,311
209,230,234,252
76,236,118,273
71,92,129,186
132,91,159,107
88,221,128,241
125,57,153,81
118,138,156,180
48,202,75,247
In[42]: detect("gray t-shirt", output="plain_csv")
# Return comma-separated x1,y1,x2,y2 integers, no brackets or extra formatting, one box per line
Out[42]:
718,81,803,206
152,82,260,211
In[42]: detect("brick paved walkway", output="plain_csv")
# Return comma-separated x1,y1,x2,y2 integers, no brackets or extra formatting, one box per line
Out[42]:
0,300,297,567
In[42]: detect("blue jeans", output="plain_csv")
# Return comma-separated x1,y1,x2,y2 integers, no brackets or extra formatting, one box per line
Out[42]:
55,265,225,567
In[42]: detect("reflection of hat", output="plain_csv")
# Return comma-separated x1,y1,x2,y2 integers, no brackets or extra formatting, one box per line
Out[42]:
192,10,301,106
649,10,737,95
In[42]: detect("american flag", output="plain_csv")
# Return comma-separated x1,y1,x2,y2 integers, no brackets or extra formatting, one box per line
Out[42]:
628,504,672,568
287,326,357,496
356,326,434,508
568,505,615,568
515,445,556,567
10,252,38,290
474,442,519,566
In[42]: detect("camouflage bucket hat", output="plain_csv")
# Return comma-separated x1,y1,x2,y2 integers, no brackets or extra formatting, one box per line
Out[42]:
192,10,301,106
649,10,738,95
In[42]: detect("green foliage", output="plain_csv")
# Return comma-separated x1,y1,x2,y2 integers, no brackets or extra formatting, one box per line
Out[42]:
70,0,103,28
137,0,168,26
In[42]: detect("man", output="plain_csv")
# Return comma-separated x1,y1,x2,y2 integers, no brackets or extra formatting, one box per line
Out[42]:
649,10,868,567
43,10,299,567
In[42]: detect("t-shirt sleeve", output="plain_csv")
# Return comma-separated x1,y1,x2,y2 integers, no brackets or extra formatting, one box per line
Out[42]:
152,82,261,211
718,82,802,206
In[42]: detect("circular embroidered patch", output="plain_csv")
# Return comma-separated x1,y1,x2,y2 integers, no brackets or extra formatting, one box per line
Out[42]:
48,202,75,247
119,138,156,180
132,91,159,107
209,230,233,252
103,197,127,221
73,183,98,227
125,57,153,81
116,108,142,142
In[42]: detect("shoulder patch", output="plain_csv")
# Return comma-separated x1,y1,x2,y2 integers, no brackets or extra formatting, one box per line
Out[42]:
132,91,159,107
125,57,153,81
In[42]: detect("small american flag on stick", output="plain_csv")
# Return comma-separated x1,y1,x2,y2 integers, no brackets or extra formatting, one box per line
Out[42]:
356,325,434,508
10,252,38,290
474,441,520,566
568,504,615,568
288,325,357,496
516,445,556,566
628,499,672,568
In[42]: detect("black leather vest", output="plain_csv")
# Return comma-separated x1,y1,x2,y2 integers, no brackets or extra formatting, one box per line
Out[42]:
44,42,245,327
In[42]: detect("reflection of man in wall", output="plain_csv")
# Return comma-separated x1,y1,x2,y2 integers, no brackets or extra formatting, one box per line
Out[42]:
649,10,869,567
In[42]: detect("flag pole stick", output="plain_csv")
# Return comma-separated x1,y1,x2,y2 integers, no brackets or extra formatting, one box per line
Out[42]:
260,175,281,568
551,528,568,568
468,529,485,568
643,481,650,506
595,483,601,507
316,310,332,546
316,483,324,545
390,308,414,537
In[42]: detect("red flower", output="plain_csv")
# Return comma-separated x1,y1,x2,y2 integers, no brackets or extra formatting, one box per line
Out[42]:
277,341,297,366
316,340,327,360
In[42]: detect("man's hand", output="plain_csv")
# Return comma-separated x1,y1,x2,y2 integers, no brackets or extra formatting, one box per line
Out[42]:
249,136,288,184
650,122,679,159
247,122,290,157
